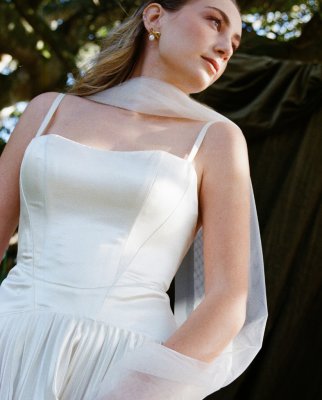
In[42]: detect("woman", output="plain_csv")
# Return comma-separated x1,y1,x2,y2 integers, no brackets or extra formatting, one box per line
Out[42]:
0,0,267,399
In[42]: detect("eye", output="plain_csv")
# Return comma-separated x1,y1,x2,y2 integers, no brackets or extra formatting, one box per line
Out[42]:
208,17,222,30
232,43,238,53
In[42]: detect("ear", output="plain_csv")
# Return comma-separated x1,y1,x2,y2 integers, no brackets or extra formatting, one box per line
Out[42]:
143,3,164,32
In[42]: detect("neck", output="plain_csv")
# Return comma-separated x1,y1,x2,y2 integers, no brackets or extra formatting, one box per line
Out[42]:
130,45,193,95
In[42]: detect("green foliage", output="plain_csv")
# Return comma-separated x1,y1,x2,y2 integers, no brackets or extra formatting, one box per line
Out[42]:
239,0,321,14
0,138,6,156
0,250,8,284
0,103,25,143
242,1,320,41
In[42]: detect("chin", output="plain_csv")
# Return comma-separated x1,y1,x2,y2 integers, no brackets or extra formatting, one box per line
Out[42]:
187,74,214,94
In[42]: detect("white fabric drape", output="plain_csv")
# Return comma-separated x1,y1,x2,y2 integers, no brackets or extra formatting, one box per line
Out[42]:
85,76,268,400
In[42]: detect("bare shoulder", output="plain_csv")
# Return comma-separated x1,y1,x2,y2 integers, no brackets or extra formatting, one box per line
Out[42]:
0,92,61,174
198,121,250,242
203,121,247,155
198,121,249,177
27,91,60,111
18,92,60,137
3,92,60,154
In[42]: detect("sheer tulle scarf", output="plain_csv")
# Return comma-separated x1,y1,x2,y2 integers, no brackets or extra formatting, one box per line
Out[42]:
85,77,268,400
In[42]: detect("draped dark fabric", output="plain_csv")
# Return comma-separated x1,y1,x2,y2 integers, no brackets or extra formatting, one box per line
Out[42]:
199,53,322,400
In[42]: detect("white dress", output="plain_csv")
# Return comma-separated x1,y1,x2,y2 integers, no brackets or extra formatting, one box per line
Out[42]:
0,94,211,399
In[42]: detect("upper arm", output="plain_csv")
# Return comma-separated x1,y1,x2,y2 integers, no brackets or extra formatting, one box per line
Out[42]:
199,122,250,298
0,92,59,259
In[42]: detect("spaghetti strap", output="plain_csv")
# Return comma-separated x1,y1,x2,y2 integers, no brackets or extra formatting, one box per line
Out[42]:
35,93,66,137
187,121,215,163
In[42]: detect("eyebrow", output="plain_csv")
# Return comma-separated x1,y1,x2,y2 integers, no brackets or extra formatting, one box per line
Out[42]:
205,6,241,45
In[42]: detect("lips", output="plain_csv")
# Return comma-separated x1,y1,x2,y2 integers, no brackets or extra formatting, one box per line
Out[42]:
202,57,220,74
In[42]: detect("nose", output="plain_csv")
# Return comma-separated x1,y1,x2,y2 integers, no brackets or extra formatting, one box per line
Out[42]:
214,37,233,61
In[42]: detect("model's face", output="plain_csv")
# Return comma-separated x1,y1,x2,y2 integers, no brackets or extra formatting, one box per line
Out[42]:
143,0,242,94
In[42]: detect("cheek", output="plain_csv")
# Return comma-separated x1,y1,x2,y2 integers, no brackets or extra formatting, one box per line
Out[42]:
179,16,209,49
161,26,206,65
162,13,207,53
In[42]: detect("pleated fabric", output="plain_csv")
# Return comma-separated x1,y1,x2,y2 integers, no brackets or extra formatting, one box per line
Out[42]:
0,310,158,400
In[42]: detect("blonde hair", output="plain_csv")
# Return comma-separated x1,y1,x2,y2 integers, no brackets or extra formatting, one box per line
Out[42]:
69,0,240,96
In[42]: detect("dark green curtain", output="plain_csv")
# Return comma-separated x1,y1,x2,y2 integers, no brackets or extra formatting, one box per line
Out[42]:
200,53,322,400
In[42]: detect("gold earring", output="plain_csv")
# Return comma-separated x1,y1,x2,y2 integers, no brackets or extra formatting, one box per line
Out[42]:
149,28,161,41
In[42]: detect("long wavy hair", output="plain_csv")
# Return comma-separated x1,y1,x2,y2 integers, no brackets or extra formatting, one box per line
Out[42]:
69,0,240,96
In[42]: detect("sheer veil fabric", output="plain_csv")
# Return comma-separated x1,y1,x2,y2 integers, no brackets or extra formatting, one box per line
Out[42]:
84,77,268,400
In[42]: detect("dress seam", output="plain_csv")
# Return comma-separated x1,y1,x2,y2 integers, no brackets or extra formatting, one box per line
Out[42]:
0,309,160,342
19,142,36,310
125,168,196,271
17,273,164,290
94,151,165,320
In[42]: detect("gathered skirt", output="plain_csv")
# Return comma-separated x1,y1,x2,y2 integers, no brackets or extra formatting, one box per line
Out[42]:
0,310,158,400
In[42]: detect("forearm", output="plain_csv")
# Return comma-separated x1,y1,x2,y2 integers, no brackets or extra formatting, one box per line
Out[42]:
164,288,247,363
